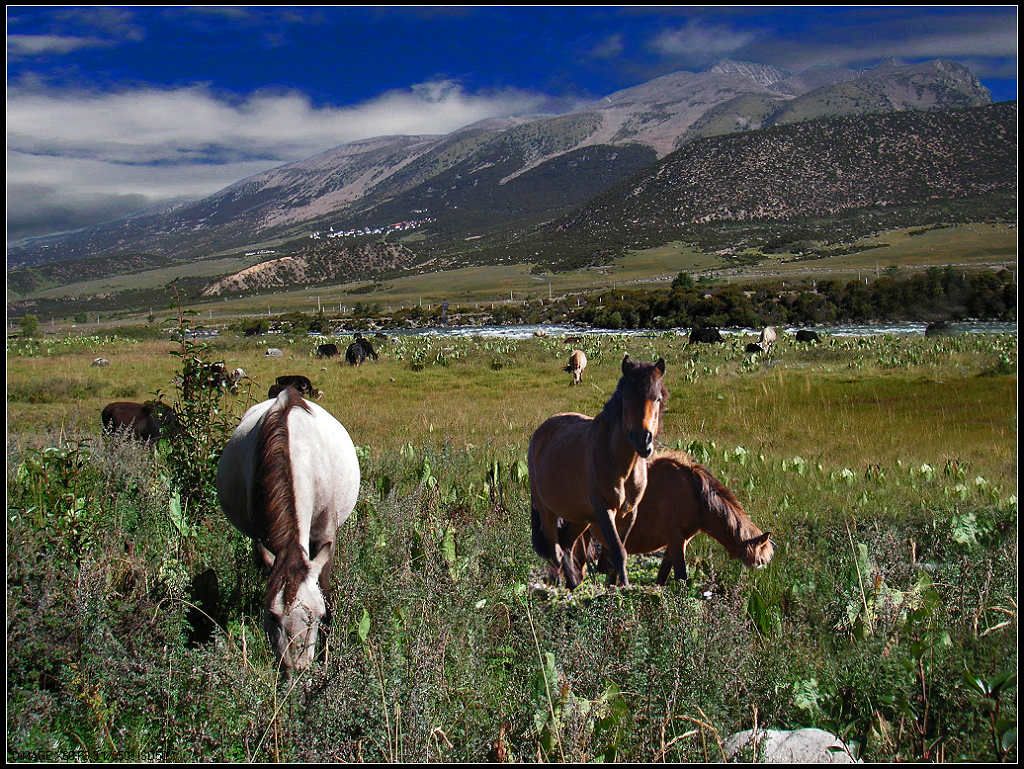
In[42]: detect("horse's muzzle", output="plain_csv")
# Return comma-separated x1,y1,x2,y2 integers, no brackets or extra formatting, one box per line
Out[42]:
630,430,655,458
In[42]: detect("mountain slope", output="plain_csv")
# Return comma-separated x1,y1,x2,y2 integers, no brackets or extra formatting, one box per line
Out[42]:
7,59,996,272
558,102,1016,236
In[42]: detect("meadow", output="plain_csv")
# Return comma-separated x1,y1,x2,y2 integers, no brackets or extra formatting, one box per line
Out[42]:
6,327,1018,762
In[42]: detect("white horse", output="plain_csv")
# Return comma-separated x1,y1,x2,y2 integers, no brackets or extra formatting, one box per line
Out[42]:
759,326,777,350
217,386,360,671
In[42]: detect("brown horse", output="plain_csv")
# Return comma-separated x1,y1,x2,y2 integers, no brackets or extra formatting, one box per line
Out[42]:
529,354,668,588
570,450,774,584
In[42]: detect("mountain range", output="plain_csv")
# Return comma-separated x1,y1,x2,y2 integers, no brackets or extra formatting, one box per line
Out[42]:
7,58,1009,301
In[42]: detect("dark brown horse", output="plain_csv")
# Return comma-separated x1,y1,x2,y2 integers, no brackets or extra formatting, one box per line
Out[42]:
267,374,314,399
101,401,167,444
570,451,774,584
529,354,668,588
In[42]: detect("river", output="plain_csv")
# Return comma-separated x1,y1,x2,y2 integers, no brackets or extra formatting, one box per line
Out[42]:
370,321,1017,340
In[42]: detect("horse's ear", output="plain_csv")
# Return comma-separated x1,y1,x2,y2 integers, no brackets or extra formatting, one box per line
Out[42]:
621,354,633,374
756,531,772,544
256,540,276,570
656,357,666,374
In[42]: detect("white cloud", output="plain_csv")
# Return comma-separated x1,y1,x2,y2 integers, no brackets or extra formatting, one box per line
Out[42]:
7,34,110,56
780,28,1019,73
589,34,624,60
6,80,556,239
649,21,756,64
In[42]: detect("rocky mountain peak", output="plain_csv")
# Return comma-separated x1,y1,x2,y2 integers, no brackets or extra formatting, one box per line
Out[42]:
709,59,790,87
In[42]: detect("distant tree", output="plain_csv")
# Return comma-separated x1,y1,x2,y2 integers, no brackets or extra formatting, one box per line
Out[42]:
73,312,88,324
19,314,40,338
671,272,695,292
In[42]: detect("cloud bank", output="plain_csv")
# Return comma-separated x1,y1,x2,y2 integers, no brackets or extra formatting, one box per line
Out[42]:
7,80,558,241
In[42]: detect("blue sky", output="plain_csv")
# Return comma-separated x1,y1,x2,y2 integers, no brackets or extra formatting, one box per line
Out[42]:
6,6,1018,243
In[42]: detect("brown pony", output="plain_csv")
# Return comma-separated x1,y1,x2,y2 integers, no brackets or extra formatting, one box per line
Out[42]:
570,450,774,584
529,354,668,588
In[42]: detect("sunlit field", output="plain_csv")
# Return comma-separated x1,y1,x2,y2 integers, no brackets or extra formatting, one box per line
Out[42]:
6,329,1017,762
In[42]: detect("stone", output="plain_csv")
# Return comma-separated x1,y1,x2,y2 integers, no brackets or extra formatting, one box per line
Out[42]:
723,728,860,763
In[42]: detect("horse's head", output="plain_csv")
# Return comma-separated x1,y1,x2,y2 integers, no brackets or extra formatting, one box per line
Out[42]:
619,355,669,458
259,541,333,672
741,531,774,569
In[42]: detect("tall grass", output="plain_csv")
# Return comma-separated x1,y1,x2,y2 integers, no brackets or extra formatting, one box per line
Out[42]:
6,330,1017,761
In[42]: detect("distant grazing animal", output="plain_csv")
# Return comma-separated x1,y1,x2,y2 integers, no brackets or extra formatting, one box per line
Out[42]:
355,332,378,361
745,343,764,354
101,401,162,444
564,336,583,345
565,350,588,386
313,389,325,401
265,348,284,358
228,368,248,393
267,375,314,399
759,326,777,349
529,354,669,589
216,387,360,672
689,327,725,344
925,321,954,337
316,343,340,359
345,333,378,366
92,357,110,367
345,341,366,366
569,451,774,585
795,329,821,343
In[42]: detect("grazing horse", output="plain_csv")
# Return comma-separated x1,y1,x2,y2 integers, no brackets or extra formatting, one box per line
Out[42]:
569,451,774,585
759,326,777,350
529,354,669,589
795,329,821,343
216,387,360,672
565,350,588,386
689,327,725,344
316,343,340,359
268,374,314,399
345,341,366,366
101,401,162,444
355,332,378,361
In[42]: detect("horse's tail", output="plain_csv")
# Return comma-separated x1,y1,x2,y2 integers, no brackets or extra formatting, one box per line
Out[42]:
530,504,556,561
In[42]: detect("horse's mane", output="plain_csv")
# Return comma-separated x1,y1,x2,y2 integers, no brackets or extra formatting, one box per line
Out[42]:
653,450,759,544
257,387,313,608
596,382,624,423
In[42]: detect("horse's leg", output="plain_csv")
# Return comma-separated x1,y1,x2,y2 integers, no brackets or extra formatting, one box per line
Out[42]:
656,553,673,586
591,500,629,587
557,520,588,589
534,503,566,586
674,534,695,581
666,540,686,582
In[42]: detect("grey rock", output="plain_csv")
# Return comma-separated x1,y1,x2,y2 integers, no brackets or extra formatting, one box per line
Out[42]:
724,728,860,763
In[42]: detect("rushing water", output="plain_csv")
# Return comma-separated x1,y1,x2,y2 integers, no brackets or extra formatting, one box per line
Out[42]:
372,320,1017,340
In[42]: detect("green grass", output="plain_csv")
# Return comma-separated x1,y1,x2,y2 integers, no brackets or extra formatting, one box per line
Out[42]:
5,330,1018,762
